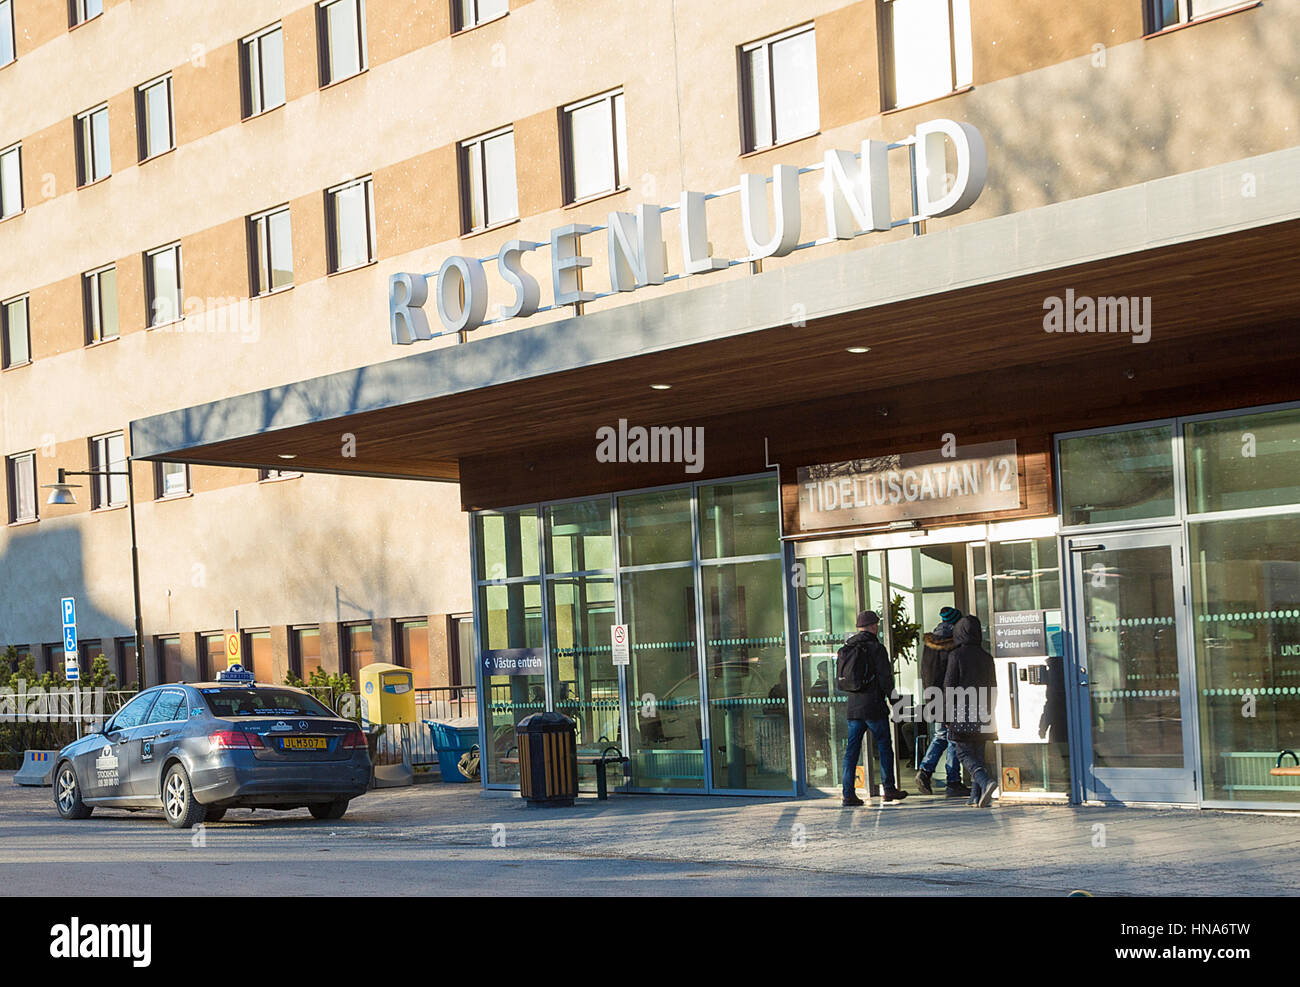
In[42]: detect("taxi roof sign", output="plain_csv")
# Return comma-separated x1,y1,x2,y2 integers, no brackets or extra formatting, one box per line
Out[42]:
215,663,255,684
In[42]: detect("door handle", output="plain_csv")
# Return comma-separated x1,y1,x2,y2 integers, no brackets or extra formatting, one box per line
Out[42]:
156,730,172,738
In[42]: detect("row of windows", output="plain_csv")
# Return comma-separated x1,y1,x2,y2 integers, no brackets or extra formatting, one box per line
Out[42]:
6,614,476,690
4,432,300,524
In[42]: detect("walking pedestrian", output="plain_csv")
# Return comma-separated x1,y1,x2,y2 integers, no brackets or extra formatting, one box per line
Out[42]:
943,614,999,808
915,605,971,798
840,610,908,806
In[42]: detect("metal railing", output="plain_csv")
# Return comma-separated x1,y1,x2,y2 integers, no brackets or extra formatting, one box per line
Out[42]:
412,686,477,766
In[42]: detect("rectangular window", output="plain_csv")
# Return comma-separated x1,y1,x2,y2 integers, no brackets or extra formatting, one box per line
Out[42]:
1,294,29,368
75,104,111,185
317,0,367,87
155,461,188,498
1147,0,1246,31
292,626,322,680
459,127,517,233
248,205,293,295
325,176,375,273
453,0,507,32
89,431,127,509
78,639,103,673
1186,407,1300,515
450,614,474,688
1057,424,1177,526
397,619,429,687
0,142,22,218
243,629,273,683
6,451,36,523
136,74,174,161
740,25,819,153
145,242,182,326
561,89,628,203
344,623,373,678
69,0,103,28
156,635,182,684
880,0,972,110
200,632,224,679
0,0,14,66
82,264,118,343
115,637,137,686
240,23,285,117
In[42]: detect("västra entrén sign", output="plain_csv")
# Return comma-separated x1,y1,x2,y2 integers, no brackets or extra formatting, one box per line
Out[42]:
388,119,987,343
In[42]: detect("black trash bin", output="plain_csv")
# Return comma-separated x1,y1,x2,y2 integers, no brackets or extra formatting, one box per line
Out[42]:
516,711,578,807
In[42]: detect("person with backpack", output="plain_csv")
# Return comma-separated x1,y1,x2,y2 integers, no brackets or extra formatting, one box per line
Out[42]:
943,614,1000,808
914,606,971,798
838,610,908,806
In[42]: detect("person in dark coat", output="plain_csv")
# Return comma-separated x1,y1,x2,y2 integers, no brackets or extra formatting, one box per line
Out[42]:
914,606,970,797
841,610,908,806
943,614,999,808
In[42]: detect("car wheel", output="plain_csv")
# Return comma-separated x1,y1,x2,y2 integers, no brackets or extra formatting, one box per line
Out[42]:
308,799,349,820
162,764,205,829
204,806,227,823
54,762,93,820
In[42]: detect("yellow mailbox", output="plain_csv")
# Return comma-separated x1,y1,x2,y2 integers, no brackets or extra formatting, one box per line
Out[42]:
358,662,416,726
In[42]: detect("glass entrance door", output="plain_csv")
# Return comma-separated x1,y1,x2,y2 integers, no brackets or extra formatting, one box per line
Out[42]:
1067,529,1199,803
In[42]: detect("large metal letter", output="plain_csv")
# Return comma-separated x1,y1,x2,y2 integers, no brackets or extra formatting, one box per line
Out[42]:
914,119,987,218
551,224,596,307
435,256,489,335
498,240,542,319
607,204,666,293
740,165,801,259
389,272,433,345
680,191,729,275
823,141,891,239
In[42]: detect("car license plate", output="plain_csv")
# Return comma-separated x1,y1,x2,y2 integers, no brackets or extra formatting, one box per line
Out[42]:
281,737,327,750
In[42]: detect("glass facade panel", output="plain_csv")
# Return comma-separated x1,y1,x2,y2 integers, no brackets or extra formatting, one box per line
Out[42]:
617,488,691,566
703,559,790,789
479,580,544,784
1191,515,1300,803
797,553,856,788
699,477,780,560
549,576,620,787
545,498,612,573
1059,424,1176,526
623,565,703,788
475,508,540,580
1185,407,1300,515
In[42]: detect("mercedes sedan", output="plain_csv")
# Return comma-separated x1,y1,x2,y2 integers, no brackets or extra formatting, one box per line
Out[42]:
53,668,370,827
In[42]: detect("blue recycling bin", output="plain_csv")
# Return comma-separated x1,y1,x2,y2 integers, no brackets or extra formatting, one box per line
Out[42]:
424,719,479,783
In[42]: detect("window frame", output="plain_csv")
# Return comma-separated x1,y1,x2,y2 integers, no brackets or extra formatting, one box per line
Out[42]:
74,103,111,186
6,450,37,524
324,175,376,274
144,241,183,328
154,461,189,500
82,263,118,345
1,293,30,369
560,88,629,205
738,23,819,154
247,204,294,296
0,141,22,219
342,621,374,679
316,0,368,88
452,0,508,33
135,72,175,162
1144,0,1257,32
878,0,972,112
88,431,128,510
291,625,322,680
68,0,103,29
458,126,518,234
0,0,14,68
240,22,286,119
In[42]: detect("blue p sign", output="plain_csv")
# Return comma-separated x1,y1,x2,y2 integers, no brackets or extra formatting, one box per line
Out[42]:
61,597,76,626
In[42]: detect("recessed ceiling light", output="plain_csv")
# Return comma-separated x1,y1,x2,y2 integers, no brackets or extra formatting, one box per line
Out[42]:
649,383,672,390
846,346,870,354
277,454,297,460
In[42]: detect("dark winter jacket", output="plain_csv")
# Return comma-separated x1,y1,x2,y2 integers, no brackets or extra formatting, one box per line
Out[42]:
920,624,959,692
942,615,997,741
844,629,894,722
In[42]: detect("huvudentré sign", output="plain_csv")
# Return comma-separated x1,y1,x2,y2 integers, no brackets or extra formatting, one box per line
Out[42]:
797,440,1019,530
389,119,987,344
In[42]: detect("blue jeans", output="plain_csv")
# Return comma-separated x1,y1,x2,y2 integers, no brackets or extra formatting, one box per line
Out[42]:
951,740,994,804
843,718,895,797
919,723,962,786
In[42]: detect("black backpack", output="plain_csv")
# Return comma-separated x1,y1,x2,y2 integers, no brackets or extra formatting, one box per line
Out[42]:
836,638,877,694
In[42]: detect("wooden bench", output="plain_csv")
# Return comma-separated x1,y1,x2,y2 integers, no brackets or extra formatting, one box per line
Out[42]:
500,745,630,800
1271,750,1300,777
